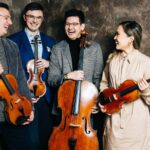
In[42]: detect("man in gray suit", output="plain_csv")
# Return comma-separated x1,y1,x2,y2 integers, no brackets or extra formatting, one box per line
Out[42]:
48,8,103,89
48,8,104,149
0,2,38,150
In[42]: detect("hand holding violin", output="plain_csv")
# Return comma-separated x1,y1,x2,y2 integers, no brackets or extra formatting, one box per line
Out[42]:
98,78,150,114
22,110,34,125
0,63,4,74
35,59,49,69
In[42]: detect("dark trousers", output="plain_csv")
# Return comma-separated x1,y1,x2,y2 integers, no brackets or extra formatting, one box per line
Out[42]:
0,114,39,150
34,98,53,150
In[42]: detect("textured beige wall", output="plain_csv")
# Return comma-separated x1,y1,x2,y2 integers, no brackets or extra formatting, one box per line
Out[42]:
3,0,150,60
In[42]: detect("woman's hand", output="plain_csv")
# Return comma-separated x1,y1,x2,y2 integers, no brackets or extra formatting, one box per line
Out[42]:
138,78,150,91
91,105,100,114
98,103,112,116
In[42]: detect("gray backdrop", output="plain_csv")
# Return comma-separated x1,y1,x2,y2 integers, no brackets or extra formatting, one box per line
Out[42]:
2,0,150,60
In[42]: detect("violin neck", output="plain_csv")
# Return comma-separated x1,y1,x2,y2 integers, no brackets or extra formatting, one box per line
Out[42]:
34,35,39,74
0,74,15,95
120,78,150,97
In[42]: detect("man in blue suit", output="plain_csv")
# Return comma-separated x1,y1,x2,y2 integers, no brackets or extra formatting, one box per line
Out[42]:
8,2,55,150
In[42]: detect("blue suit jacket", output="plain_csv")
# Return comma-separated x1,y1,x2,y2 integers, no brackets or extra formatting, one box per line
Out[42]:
8,30,55,103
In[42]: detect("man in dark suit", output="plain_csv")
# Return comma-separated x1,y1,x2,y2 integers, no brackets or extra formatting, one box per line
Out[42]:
48,9,104,149
8,2,55,150
0,2,38,150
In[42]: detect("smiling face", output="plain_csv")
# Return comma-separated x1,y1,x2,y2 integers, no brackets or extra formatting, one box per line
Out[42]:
23,10,44,33
0,7,12,36
65,16,85,40
114,25,134,52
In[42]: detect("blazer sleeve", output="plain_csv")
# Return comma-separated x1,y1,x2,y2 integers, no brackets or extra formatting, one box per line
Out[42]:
93,43,103,89
47,45,64,87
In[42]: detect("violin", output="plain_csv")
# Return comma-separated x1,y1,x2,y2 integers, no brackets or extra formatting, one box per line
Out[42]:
99,79,150,114
48,31,99,150
0,73,32,125
27,35,46,98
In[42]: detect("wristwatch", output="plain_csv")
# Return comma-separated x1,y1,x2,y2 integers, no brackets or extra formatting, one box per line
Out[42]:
64,74,68,80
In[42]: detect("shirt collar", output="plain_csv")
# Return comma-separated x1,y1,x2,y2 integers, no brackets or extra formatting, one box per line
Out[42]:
25,27,40,40
119,50,138,64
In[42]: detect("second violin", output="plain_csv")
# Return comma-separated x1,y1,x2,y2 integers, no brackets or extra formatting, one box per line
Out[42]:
27,35,46,98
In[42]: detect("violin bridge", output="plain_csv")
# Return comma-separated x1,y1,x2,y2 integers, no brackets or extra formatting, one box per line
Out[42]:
15,98,21,103
69,123,81,128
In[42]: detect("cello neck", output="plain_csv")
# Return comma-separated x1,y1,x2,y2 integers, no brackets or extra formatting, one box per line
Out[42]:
72,31,88,115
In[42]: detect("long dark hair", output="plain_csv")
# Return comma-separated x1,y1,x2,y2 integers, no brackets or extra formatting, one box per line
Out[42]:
119,21,142,49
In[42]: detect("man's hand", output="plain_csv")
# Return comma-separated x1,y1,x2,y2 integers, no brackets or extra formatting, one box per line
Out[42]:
67,70,84,80
36,59,49,69
91,105,100,114
22,110,34,125
0,63,4,74
32,97,40,103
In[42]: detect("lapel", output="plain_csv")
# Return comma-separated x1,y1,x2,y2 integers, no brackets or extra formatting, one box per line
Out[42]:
40,33,47,59
63,40,89,71
22,31,35,58
63,41,73,70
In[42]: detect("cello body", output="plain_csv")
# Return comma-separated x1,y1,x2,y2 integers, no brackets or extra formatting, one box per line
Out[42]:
0,74,32,125
48,80,99,150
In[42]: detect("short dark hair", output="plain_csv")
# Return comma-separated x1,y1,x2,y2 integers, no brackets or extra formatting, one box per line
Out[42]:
22,2,44,15
0,2,9,10
119,21,142,49
64,9,85,23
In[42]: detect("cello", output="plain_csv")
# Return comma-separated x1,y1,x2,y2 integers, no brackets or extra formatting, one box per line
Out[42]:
48,31,99,150
26,35,46,98
0,73,32,125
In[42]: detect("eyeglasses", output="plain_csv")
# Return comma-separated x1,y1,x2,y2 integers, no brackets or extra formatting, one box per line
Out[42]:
65,22,80,27
0,14,11,21
25,14,43,21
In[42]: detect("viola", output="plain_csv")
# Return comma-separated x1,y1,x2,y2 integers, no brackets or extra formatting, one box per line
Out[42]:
0,73,32,125
99,79,150,114
48,31,99,150
26,35,46,98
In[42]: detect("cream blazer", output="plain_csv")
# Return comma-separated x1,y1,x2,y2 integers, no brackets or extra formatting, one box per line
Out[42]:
100,50,150,150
